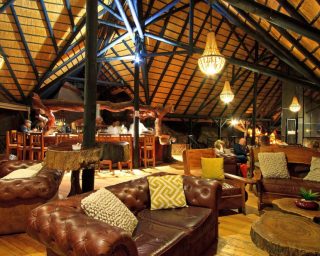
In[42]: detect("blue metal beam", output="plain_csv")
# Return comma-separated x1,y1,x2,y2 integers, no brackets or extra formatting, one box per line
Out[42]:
114,0,134,41
0,0,15,14
0,46,26,101
38,0,59,53
98,0,123,21
10,5,39,82
33,17,86,93
64,0,75,32
144,0,180,26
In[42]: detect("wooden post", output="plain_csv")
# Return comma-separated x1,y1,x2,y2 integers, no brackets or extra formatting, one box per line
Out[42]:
82,0,97,192
133,58,140,168
251,72,257,146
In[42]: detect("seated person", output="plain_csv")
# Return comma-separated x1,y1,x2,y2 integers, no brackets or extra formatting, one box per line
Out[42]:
119,122,128,134
20,119,32,133
233,138,248,163
129,120,149,135
260,135,270,146
106,121,121,135
214,140,225,155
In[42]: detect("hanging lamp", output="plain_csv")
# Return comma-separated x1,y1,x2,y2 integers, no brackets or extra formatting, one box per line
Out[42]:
289,96,301,112
198,1,225,75
220,68,234,103
0,55,4,69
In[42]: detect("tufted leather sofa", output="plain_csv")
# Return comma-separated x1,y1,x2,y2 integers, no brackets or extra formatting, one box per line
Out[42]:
27,173,222,256
251,146,320,210
0,160,64,235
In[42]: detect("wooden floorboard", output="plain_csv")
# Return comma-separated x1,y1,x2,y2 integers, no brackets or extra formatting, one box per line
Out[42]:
0,156,267,256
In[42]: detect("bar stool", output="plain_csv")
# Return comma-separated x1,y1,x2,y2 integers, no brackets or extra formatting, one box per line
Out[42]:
118,134,133,172
140,135,156,168
55,133,70,145
5,130,17,158
28,132,46,160
97,134,113,172
16,132,28,160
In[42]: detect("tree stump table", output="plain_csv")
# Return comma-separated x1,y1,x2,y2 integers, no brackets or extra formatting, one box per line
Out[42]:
273,198,320,223
251,211,320,256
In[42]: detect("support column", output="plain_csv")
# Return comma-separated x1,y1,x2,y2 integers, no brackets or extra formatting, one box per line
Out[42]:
82,0,97,192
133,58,140,168
251,72,257,145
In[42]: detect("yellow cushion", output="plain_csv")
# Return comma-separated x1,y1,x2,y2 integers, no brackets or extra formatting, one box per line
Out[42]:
201,157,224,180
147,175,187,210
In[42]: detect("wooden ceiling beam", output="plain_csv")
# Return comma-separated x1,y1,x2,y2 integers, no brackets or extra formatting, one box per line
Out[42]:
64,77,122,87
222,0,320,43
276,0,308,24
0,83,18,102
214,3,320,86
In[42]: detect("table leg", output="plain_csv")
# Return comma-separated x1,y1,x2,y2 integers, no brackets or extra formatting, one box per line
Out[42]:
68,170,82,197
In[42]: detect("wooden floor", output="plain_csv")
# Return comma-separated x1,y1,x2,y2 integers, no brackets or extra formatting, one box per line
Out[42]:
0,156,267,256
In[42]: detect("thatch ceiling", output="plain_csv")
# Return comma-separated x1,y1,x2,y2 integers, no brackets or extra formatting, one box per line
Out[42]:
0,0,319,122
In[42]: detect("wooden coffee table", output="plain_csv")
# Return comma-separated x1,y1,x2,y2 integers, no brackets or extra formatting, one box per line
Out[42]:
251,211,320,256
273,198,320,223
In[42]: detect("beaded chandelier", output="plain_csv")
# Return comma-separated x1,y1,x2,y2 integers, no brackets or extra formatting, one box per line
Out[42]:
220,80,234,104
0,55,4,69
289,96,301,112
198,1,225,75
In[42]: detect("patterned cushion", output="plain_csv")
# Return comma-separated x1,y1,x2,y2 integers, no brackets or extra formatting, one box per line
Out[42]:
81,188,138,234
147,175,187,210
1,163,43,180
304,157,320,182
258,152,290,179
201,157,224,180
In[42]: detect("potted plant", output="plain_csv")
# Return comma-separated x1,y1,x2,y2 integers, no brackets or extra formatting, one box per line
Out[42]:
295,187,319,210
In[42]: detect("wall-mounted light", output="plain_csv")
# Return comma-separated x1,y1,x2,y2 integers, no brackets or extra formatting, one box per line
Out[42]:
134,53,141,63
230,119,239,126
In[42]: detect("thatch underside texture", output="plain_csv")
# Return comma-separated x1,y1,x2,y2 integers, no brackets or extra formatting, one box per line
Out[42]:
0,0,319,121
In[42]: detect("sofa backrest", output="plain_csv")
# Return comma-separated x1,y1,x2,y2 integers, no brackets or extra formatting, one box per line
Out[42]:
183,148,216,176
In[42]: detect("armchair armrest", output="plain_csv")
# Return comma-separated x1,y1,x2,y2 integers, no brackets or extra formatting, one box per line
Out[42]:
183,176,222,210
224,173,256,184
27,197,138,256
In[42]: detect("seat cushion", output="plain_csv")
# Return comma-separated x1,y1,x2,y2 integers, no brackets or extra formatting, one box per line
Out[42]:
137,206,212,230
304,157,320,182
220,180,242,196
133,218,188,256
262,178,320,196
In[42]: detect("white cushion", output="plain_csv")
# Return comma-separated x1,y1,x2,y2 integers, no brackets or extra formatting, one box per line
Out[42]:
1,163,43,180
304,157,320,182
258,152,290,179
81,188,138,235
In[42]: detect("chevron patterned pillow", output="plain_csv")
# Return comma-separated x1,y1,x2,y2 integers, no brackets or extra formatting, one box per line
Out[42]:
147,175,187,210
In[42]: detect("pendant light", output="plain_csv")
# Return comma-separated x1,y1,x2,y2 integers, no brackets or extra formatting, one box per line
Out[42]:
198,0,225,75
0,55,4,69
220,68,234,104
289,96,301,112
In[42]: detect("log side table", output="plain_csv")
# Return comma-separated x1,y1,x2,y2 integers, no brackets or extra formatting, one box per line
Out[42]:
251,211,320,256
44,144,102,196
273,198,320,223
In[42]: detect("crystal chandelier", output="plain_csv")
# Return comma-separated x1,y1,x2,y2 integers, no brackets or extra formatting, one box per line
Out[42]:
198,1,225,75
220,80,234,103
289,96,301,112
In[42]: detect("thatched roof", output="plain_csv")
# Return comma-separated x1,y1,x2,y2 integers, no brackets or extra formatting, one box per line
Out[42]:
0,0,319,122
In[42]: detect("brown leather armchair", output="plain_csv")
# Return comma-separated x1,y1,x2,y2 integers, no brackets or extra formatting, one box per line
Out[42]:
0,160,64,235
27,173,222,256
183,148,255,213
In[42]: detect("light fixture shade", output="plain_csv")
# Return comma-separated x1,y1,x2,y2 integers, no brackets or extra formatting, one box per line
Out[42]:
104,0,113,5
0,55,4,69
198,31,225,75
289,96,301,112
220,80,234,103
